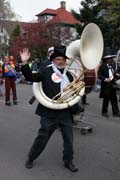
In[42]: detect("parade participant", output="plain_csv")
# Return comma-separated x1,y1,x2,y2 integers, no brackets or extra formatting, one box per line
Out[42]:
98,55,120,117
2,55,17,105
41,46,54,66
20,47,78,172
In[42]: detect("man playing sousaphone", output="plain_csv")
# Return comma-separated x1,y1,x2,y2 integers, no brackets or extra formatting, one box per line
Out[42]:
20,46,79,172
20,23,103,172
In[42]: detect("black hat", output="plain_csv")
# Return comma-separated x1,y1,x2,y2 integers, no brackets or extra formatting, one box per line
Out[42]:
102,55,116,62
50,45,69,61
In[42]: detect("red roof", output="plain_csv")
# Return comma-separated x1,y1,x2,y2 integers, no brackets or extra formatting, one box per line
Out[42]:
36,7,80,25
52,8,80,25
36,8,57,16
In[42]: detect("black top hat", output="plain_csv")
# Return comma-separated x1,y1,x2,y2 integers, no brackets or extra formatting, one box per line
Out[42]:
50,45,69,61
102,55,116,62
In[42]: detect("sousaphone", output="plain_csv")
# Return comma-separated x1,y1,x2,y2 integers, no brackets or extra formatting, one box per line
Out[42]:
33,23,104,109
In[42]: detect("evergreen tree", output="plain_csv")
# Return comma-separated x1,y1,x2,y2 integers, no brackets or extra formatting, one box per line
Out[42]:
11,25,21,38
72,0,101,36
99,0,120,52
72,0,120,53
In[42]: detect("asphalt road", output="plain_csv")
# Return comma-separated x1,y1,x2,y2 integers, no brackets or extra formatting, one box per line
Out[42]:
0,83,120,180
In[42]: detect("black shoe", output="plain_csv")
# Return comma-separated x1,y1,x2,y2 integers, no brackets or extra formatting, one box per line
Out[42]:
64,162,78,172
102,113,109,118
25,159,33,169
113,114,120,117
84,102,89,105
5,101,11,106
13,100,17,105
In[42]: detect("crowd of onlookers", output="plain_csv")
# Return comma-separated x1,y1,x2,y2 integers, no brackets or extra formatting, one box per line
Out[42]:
0,56,44,104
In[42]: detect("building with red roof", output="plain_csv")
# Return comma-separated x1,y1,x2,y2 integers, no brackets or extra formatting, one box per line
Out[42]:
0,1,81,57
36,1,80,26
36,1,81,44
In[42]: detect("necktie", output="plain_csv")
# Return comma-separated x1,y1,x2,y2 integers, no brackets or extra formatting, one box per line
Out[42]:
108,65,113,80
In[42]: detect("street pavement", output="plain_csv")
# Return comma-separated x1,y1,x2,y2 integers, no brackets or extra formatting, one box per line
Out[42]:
0,83,120,180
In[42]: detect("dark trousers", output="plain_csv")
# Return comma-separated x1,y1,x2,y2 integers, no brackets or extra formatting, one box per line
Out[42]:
102,88,119,115
28,114,74,163
5,77,17,102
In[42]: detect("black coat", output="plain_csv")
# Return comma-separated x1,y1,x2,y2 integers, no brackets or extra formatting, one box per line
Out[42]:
97,62,116,98
21,64,74,117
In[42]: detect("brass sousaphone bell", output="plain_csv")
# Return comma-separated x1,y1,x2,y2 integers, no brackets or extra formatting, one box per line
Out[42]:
33,23,104,109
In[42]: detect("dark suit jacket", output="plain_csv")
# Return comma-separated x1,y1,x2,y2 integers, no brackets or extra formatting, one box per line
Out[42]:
97,62,116,98
21,64,74,117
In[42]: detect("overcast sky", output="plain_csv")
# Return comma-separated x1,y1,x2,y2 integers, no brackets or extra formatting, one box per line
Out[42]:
9,0,81,22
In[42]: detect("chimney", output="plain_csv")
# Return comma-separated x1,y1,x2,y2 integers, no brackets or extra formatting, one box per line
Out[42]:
60,1,66,9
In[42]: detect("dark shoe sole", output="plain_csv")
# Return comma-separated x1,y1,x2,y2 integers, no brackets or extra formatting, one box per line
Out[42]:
13,100,18,105
5,103,11,106
25,160,33,169
64,164,78,172
113,115,120,117
13,102,18,105
102,114,109,118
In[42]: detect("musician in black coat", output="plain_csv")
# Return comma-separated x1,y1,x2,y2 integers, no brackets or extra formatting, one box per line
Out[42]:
98,55,120,117
20,47,78,172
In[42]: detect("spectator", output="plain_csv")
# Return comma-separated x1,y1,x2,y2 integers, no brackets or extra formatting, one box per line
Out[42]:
2,55,17,105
